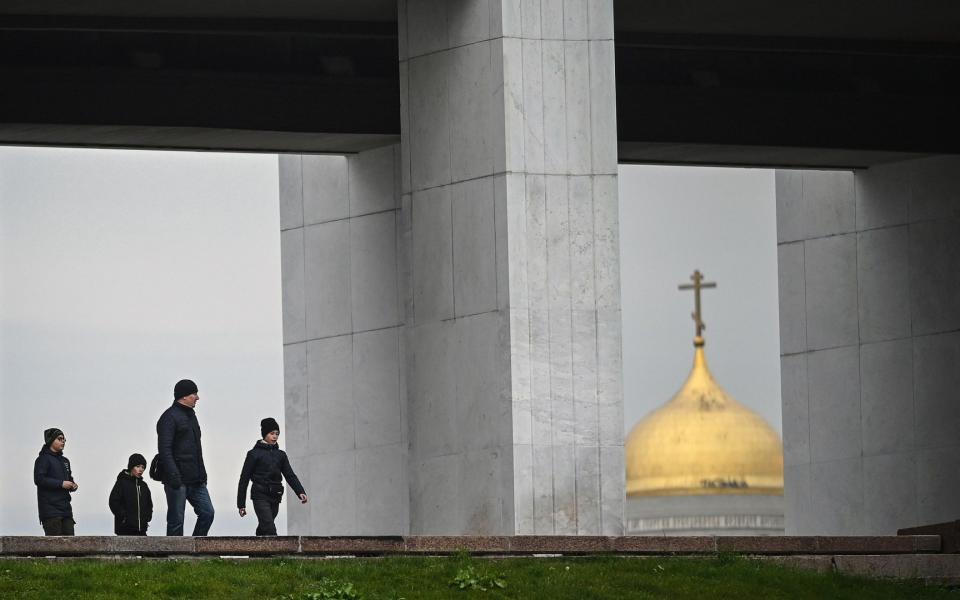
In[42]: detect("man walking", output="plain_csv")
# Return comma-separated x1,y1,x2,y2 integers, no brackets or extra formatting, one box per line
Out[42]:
156,379,215,536
34,427,78,535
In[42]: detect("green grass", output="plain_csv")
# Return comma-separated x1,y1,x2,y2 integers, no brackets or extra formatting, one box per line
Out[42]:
0,554,956,599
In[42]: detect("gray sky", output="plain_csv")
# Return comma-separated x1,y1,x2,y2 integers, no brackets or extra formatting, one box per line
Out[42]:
0,149,780,535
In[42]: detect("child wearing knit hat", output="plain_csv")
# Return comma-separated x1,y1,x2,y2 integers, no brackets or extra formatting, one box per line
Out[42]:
237,417,308,536
108,453,153,535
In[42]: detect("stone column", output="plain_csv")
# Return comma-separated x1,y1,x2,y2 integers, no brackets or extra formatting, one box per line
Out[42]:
399,0,623,535
279,146,409,534
776,157,960,535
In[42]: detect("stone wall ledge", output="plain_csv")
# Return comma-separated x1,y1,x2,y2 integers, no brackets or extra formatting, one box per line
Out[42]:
0,535,942,557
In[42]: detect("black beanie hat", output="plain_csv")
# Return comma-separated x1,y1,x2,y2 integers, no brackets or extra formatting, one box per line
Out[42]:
174,379,198,399
261,417,280,438
44,428,64,446
128,453,147,470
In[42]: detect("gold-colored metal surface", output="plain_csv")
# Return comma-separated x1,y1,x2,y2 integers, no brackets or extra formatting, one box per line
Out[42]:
625,271,784,498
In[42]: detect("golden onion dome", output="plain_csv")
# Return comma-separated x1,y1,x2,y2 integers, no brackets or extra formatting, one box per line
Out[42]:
626,336,784,497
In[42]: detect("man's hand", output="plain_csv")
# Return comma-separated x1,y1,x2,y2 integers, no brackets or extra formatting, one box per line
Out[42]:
238,508,247,517
62,481,78,491
299,493,308,504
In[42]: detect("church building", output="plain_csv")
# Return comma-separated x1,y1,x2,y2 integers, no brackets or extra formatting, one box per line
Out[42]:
625,271,784,535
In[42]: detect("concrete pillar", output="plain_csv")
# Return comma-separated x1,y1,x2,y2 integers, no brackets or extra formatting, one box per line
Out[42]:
279,147,409,534
776,157,960,535
399,0,623,535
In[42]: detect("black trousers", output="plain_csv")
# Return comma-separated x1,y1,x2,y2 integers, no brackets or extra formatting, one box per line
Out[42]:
41,517,75,536
251,494,280,536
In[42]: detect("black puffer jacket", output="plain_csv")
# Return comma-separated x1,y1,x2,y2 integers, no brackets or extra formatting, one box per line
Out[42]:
156,401,207,487
33,446,74,522
237,441,306,508
108,471,153,535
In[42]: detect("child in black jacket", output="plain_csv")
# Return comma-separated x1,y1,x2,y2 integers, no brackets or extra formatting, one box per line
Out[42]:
237,418,308,536
108,453,153,535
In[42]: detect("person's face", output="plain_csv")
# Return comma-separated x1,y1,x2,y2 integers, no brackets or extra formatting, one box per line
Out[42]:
131,465,145,478
264,430,279,444
179,392,199,408
50,434,65,453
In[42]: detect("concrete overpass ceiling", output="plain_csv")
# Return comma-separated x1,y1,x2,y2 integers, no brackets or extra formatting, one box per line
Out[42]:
0,0,398,22
614,0,960,44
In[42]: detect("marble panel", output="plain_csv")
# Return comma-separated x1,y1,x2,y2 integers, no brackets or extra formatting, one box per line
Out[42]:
408,52,452,190
499,38,526,174
863,452,918,534
857,226,910,343
532,444,554,533
307,335,354,453
283,343,309,459
599,445,624,535
278,154,303,230
520,0,541,37
909,155,960,222
406,321,458,458
281,228,306,344
530,308,553,445
542,41,567,174
910,219,960,335
456,312,510,451
563,0,588,39
569,177,596,309
410,453,462,534
804,234,858,350
405,0,448,58
780,353,809,466
913,331,960,449
501,173,524,310
461,448,510,534
448,41,495,183
589,41,618,174
303,155,348,225
353,328,402,449
596,308,622,406
803,170,855,238
553,444,577,534
810,457,865,535
348,145,397,217
597,401,623,446
350,212,399,332
451,177,498,317
549,311,575,444
572,311,598,416
355,443,409,534
509,309,533,437
412,185,454,323
304,221,352,339
398,193,414,321
545,175,571,308
587,0,615,39
855,162,909,230
447,0,490,48
775,170,804,243
917,446,960,525
576,446,601,534
808,345,861,463
525,174,549,310
521,39,545,173
777,242,806,355
493,0,522,38
513,443,535,534
309,450,356,534
783,463,812,535
860,339,914,456
563,41,591,175
593,175,620,310
285,460,311,533
399,61,412,194
540,0,564,39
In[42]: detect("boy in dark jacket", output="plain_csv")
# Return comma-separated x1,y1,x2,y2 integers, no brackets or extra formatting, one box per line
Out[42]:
108,453,153,535
33,427,78,535
237,417,308,536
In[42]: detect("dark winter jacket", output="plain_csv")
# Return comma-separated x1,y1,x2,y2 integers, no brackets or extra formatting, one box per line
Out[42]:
237,441,306,508
156,401,207,487
33,446,75,522
108,470,153,535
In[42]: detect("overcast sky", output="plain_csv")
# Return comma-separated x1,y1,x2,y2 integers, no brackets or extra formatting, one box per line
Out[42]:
0,149,780,536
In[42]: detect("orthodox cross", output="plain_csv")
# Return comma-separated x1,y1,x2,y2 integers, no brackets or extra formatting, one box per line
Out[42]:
678,269,717,338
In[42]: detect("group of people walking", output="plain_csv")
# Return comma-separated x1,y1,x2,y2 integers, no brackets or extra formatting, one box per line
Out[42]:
33,379,308,537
